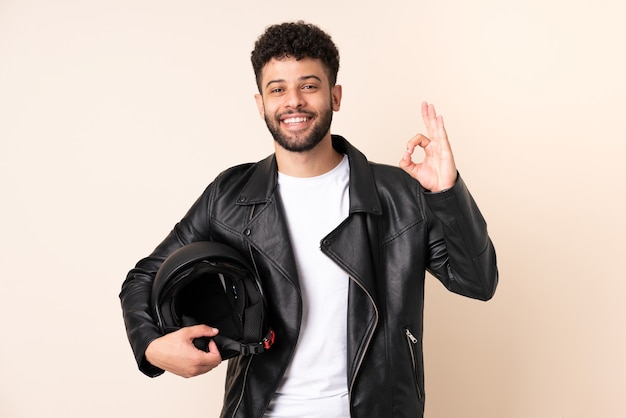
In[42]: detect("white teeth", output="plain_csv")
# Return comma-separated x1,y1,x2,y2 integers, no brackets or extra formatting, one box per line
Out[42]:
283,117,308,124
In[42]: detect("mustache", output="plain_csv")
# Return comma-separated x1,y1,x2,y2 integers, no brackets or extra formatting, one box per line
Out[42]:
276,109,316,120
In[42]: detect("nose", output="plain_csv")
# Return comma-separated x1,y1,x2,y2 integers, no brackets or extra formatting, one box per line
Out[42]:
284,88,305,109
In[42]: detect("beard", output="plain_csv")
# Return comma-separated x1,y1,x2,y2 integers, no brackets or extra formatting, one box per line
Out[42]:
264,105,334,153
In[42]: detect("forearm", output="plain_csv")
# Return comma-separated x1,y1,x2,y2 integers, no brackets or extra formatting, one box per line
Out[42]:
423,173,498,300
119,186,214,375
120,269,164,376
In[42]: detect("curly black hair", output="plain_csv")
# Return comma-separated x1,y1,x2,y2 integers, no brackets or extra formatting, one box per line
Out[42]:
251,21,340,91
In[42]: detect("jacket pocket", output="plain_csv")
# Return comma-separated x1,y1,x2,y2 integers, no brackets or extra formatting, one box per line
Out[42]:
404,327,423,401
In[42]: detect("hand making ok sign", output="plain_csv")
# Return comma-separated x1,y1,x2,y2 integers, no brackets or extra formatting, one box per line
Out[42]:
399,102,458,192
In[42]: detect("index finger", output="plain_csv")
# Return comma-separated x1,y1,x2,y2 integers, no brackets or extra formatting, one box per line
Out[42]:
185,324,219,338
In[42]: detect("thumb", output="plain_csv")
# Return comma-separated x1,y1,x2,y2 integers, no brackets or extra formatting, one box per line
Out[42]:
206,338,222,357
399,151,413,170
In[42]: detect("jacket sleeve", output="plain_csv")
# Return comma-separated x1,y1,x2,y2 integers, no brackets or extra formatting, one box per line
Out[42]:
422,173,498,301
119,184,215,377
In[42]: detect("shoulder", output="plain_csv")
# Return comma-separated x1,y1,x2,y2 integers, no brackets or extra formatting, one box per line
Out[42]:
214,162,257,184
211,156,270,189
204,154,276,205
368,161,422,192
336,134,421,192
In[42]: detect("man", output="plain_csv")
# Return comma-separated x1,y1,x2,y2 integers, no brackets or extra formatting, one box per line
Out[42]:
120,21,498,418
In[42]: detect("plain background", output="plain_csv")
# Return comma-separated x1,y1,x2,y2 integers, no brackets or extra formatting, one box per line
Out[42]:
1,0,625,417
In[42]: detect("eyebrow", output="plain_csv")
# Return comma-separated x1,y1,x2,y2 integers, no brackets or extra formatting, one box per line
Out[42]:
264,75,323,90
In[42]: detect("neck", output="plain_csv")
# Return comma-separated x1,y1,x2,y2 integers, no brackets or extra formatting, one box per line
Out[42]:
275,135,343,177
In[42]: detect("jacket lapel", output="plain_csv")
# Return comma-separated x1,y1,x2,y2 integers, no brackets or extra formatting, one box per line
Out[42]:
236,154,300,289
325,136,384,384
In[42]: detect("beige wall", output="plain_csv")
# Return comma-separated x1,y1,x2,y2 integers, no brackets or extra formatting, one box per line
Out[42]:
1,1,625,417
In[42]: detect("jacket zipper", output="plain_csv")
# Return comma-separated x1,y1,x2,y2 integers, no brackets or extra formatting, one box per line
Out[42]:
348,276,379,401
231,205,258,418
319,235,379,413
404,328,423,400
236,204,304,417
230,356,253,418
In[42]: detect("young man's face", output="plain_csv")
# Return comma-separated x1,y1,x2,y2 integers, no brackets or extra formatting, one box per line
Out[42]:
255,57,342,153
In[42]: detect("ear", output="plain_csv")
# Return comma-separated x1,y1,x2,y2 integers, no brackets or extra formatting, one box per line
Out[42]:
254,93,265,119
331,84,342,112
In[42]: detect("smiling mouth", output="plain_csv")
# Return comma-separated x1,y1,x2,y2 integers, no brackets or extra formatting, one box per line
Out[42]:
283,116,310,124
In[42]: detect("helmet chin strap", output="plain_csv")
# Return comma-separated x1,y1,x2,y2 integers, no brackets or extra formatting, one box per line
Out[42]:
188,328,275,359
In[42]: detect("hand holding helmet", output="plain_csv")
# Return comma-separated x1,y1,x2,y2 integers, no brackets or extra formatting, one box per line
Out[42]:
146,241,274,377
145,324,222,378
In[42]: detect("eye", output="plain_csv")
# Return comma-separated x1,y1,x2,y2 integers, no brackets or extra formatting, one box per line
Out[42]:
302,84,317,90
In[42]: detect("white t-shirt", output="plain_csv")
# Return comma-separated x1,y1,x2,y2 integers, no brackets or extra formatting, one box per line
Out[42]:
264,155,350,418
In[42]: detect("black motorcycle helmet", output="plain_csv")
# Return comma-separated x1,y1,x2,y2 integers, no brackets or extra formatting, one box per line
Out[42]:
151,241,274,360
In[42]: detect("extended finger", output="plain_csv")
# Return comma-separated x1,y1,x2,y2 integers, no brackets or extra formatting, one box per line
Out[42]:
421,102,429,129
434,114,450,145
426,103,440,137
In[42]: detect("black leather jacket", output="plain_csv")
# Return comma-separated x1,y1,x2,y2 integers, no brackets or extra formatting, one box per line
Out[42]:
120,135,498,418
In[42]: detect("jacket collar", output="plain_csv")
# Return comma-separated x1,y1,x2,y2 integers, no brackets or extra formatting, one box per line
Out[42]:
237,135,382,215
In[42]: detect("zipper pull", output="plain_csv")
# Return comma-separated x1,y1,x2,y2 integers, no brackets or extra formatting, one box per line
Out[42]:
405,328,418,344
